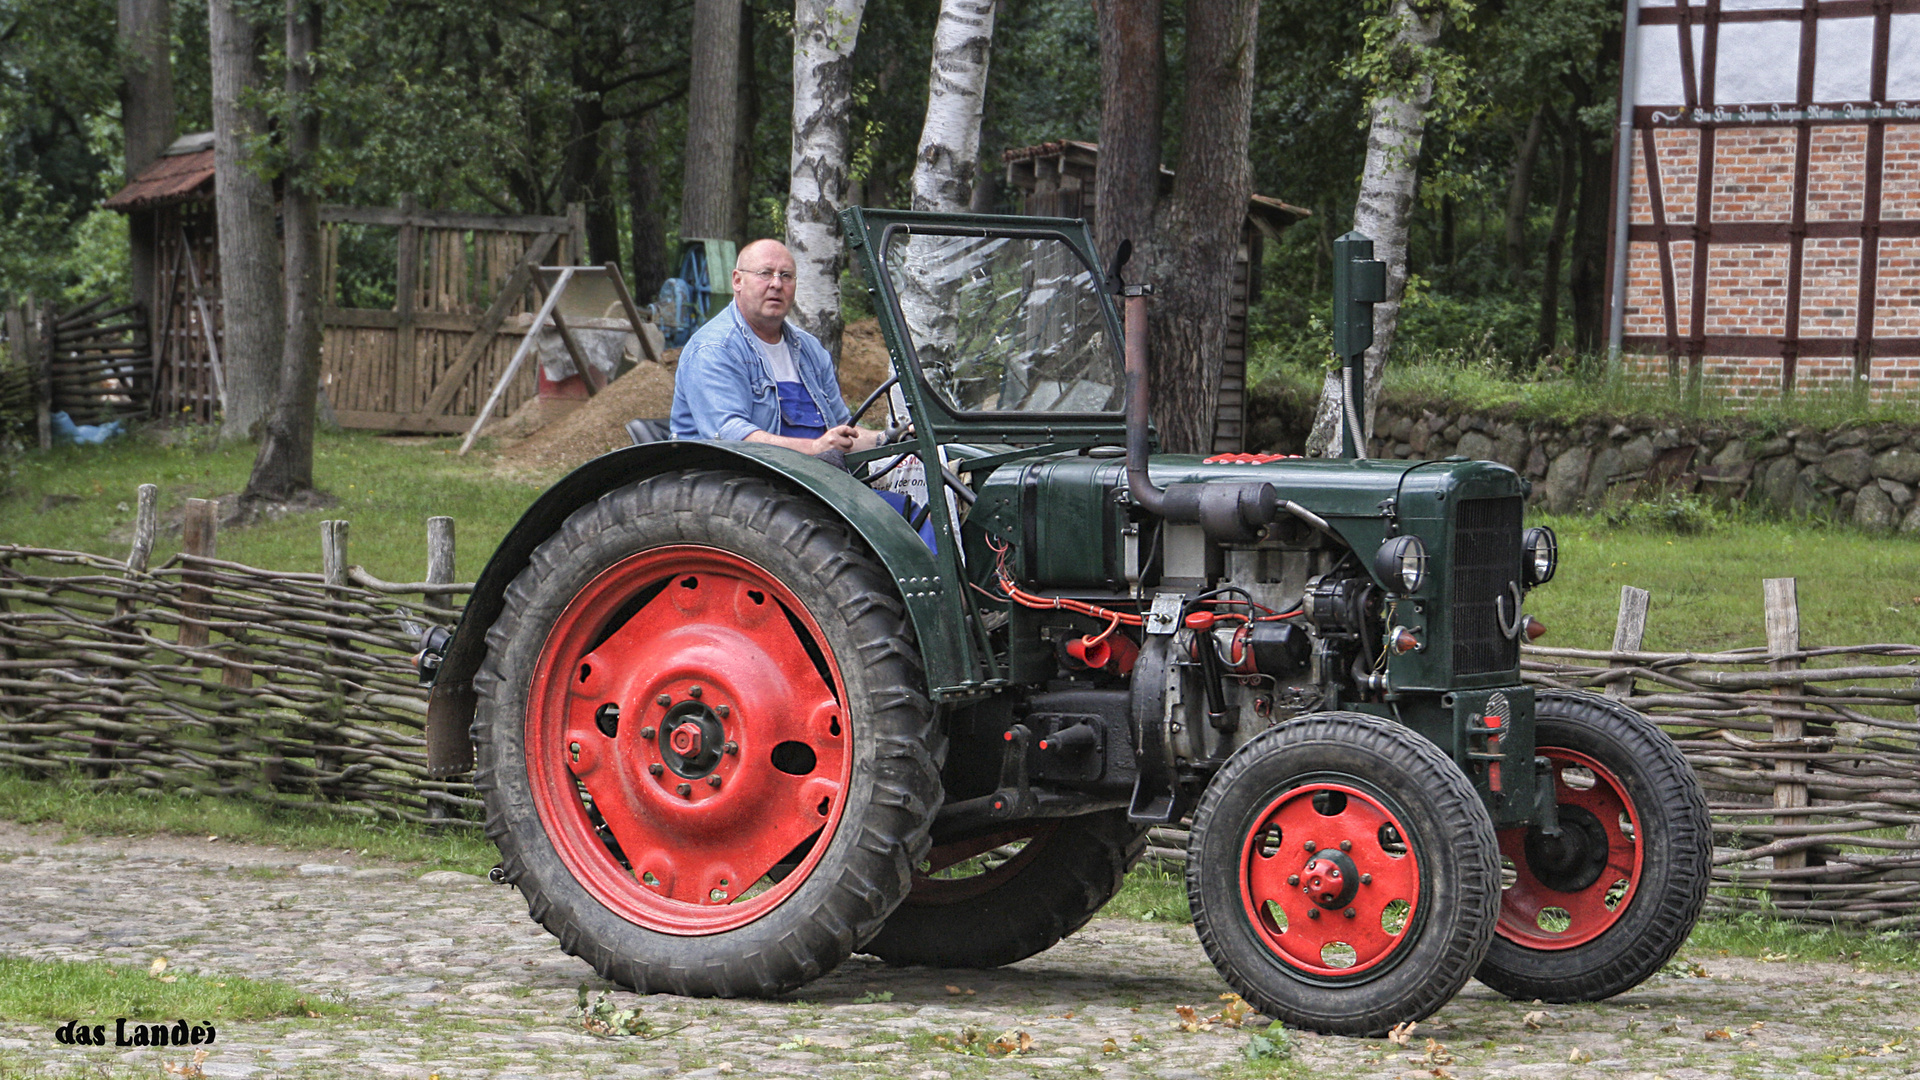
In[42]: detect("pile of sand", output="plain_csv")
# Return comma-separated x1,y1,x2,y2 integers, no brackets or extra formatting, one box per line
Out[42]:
496,317,897,475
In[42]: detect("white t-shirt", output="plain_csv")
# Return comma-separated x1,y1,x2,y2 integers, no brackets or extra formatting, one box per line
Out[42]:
755,334,799,383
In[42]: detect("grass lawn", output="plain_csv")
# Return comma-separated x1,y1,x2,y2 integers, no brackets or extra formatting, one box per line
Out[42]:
0,428,557,584
0,955,344,1024
1523,510,1920,653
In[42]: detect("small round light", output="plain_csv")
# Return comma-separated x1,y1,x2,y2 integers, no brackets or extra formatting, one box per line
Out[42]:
1373,535,1427,595
1522,526,1558,586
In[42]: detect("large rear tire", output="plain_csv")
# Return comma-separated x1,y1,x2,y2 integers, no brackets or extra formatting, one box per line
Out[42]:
1474,690,1710,1002
473,470,943,997
862,810,1148,968
1188,712,1501,1037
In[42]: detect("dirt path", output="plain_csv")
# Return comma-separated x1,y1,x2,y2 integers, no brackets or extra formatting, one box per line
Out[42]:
1,822,1914,1079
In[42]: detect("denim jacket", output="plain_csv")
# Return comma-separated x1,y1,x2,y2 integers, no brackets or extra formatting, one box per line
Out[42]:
669,302,849,441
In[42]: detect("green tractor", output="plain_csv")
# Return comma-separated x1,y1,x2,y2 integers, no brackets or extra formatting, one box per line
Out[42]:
418,209,1710,1036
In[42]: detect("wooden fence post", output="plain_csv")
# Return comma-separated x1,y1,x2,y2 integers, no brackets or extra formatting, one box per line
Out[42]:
117,484,158,619
1764,577,1809,883
425,516,455,614
178,498,217,650
1606,586,1650,699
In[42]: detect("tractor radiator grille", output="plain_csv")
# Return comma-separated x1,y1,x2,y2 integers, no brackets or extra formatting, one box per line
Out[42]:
1451,496,1523,675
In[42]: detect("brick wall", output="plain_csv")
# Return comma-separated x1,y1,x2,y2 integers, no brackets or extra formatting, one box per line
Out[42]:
1626,122,1920,401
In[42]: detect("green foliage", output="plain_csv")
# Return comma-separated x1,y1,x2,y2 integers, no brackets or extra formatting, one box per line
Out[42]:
1243,1021,1295,1061
0,770,500,873
1602,491,1726,536
0,955,343,1023
1687,913,1920,971
1108,861,1193,924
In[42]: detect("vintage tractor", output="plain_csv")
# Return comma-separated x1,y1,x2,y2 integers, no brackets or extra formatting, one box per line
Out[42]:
417,209,1711,1036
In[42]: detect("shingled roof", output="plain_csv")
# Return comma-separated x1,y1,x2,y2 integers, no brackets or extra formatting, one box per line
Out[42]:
103,134,215,212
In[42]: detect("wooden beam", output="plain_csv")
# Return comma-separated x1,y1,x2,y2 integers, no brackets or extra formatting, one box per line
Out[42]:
1606,586,1650,699
460,266,574,454
395,195,421,414
402,231,559,428
332,410,481,434
1765,577,1808,877
318,205,571,234
603,262,665,366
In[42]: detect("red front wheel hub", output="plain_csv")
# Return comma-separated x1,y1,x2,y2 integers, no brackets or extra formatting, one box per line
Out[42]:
1239,783,1421,977
525,546,852,935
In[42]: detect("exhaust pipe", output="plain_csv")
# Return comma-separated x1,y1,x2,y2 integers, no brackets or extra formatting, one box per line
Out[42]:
1120,285,1277,542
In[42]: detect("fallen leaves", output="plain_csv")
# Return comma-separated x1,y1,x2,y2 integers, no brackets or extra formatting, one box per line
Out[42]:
571,984,685,1039
1243,1021,1293,1062
1569,1047,1593,1063
1387,1021,1417,1046
1522,1010,1548,1031
943,984,976,996
1174,993,1256,1032
162,1050,209,1078
934,1027,1032,1058
1703,1028,1733,1042
147,956,176,983
1406,1037,1453,1067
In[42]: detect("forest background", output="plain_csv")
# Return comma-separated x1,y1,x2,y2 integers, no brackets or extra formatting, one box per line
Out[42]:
7,0,1622,421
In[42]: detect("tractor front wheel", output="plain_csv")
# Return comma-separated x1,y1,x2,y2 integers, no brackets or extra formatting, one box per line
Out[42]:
472,470,943,997
1187,712,1501,1037
1474,690,1711,1002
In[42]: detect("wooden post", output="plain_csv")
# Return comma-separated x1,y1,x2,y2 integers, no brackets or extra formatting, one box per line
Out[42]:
425,516,455,613
1606,586,1650,700
321,518,349,589
117,483,159,620
29,300,51,450
566,202,586,266
178,498,217,649
395,195,421,414
1765,577,1809,881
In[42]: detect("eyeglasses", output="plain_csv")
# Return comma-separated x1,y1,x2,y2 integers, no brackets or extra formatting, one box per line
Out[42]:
742,268,796,284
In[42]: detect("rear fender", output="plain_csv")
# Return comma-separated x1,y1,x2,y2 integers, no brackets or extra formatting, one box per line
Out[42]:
424,441,951,775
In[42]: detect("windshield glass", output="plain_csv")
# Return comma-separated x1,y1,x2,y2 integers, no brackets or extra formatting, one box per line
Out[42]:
881,230,1123,414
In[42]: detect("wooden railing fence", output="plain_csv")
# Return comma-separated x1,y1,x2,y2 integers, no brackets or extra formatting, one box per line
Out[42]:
3,488,1919,929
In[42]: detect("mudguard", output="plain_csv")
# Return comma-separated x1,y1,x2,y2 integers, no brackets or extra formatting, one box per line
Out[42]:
423,440,958,775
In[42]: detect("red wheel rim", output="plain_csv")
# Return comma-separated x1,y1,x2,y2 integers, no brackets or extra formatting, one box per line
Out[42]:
1238,782,1422,977
1495,748,1642,949
526,545,852,935
902,824,1059,905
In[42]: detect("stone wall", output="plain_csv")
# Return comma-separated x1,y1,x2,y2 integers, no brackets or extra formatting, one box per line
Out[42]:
1366,404,1920,533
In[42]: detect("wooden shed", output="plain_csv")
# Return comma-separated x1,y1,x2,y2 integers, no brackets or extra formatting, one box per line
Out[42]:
1002,139,1309,453
106,134,587,431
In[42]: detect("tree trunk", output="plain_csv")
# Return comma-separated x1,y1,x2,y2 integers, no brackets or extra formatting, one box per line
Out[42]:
1093,0,1162,270
787,0,868,362
626,113,669,302
1141,0,1259,455
909,0,996,213
1505,105,1545,282
245,0,323,505
1568,123,1613,354
1306,0,1447,457
731,7,758,246
118,0,175,339
1536,120,1577,360
210,0,283,441
682,0,743,240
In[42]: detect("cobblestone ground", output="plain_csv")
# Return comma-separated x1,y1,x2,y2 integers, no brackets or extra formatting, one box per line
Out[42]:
1,823,1917,1080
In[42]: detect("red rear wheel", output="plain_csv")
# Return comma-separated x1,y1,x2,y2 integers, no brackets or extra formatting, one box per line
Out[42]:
526,546,852,934
474,471,940,997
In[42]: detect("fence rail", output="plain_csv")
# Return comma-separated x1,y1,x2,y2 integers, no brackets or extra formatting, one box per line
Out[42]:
2,491,1918,930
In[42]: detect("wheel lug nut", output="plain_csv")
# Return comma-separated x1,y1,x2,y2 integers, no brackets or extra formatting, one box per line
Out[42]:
640,726,656,739
1304,841,1317,853
1361,873,1372,885
648,763,663,776
1287,874,1299,886
1339,840,1352,852
677,783,692,797
657,694,671,707
1307,909,1320,920
707,776,722,788
688,684,703,699
1344,908,1356,919
722,741,739,755
716,705,730,718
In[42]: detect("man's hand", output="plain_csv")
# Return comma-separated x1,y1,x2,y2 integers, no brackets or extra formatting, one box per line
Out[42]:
808,425,863,455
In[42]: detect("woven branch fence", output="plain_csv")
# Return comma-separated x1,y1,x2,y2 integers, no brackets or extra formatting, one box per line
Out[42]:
0,487,481,827
4,487,1920,928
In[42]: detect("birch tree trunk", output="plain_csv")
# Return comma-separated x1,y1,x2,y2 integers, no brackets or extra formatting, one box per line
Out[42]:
682,0,744,241
210,0,284,441
787,0,868,362
118,0,174,347
908,0,996,213
244,0,323,504
1305,0,1448,457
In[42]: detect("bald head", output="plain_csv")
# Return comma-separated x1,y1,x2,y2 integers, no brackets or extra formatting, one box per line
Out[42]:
732,239,798,343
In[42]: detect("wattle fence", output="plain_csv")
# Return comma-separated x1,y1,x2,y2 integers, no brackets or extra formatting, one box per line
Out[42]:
2,486,1918,929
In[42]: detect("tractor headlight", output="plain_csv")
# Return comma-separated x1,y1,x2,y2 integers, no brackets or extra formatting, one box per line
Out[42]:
1522,526,1558,586
1372,535,1427,595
